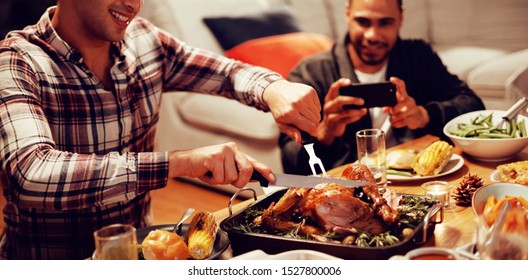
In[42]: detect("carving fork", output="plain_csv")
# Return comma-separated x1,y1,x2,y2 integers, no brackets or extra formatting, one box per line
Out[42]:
301,131,327,176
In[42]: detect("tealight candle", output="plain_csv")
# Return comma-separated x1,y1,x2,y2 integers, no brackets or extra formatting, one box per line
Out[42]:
421,181,453,207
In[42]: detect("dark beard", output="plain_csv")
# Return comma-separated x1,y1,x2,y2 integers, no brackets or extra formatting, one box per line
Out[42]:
352,40,390,66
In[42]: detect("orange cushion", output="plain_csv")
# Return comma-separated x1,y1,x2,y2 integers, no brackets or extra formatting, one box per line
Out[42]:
225,32,334,78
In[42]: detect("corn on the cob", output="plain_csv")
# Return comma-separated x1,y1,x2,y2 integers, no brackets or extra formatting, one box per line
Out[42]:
412,140,453,176
186,211,218,260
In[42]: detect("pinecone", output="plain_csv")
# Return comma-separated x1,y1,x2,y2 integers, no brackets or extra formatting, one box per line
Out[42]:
452,173,484,206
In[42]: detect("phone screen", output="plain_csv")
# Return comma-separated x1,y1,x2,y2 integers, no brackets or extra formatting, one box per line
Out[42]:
339,82,397,109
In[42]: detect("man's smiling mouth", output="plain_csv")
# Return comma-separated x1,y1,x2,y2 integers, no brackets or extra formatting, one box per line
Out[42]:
110,10,131,24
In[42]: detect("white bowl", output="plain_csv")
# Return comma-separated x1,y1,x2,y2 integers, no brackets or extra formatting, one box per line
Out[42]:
231,249,342,260
471,182,528,216
443,110,528,162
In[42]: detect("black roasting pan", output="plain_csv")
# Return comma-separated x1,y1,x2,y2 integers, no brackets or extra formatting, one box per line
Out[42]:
220,188,442,260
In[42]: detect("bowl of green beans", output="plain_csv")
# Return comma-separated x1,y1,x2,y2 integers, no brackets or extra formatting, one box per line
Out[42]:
443,110,528,162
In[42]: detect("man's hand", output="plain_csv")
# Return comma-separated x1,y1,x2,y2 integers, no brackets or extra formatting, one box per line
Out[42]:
168,142,274,189
318,78,367,145
386,77,429,129
263,80,321,144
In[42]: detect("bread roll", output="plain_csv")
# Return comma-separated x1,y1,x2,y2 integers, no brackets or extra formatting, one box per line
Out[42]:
141,229,188,260
387,149,418,170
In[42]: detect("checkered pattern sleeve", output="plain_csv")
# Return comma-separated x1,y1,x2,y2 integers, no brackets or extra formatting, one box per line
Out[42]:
151,22,283,112
0,39,168,210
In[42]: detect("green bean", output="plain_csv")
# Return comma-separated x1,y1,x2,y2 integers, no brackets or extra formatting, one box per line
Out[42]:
449,113,526,139
519,119,526,137
476,132,513,138
473,113,493,126
511,120,518,137
387,169,414,177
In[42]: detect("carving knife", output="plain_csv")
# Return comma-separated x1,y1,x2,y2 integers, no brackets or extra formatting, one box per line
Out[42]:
250,172,372,188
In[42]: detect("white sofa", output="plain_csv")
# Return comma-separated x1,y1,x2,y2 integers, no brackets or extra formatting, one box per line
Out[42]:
139,0,528,195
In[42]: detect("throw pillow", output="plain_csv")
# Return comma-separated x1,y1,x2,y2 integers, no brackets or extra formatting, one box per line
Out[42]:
202,8,302,51
225,32,334,78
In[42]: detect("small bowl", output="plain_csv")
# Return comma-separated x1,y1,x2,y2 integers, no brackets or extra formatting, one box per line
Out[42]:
471,182,528,216
443,110,528,162
471,183,528,260
389,247,460,260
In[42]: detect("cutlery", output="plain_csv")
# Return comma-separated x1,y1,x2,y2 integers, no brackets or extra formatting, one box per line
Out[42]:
301,131,327,176
250,171,372,188
495,97,528,129
172,207,195,234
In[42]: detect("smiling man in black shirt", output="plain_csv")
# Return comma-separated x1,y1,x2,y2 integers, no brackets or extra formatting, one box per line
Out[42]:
280,0,485,175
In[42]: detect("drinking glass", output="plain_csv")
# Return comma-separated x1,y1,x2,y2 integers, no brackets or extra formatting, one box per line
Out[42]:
475,215,528,260
93,224,138,260
356,129,387,188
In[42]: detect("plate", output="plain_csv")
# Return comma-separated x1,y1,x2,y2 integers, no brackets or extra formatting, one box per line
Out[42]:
387,154,464,182
136,224,229,260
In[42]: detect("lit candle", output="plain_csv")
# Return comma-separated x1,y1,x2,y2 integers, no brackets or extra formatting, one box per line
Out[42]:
421,181,452,207
427,186,448,205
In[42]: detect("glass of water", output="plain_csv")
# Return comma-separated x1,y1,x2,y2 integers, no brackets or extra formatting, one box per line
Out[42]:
356,129,387,189
93,224,138,260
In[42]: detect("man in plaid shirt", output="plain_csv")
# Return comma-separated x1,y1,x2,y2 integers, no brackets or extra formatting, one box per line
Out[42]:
0,0,321,259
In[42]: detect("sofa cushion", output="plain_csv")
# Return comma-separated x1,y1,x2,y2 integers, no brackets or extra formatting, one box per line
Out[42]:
142,0,276,54
225,32,333,78
176,94,280,142
203,7,302,51
434,45,507,80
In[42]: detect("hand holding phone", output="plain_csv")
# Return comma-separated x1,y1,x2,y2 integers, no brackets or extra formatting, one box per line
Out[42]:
339,82,397,110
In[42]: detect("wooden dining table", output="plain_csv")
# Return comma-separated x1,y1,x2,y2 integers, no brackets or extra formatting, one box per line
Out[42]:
212,134,528,259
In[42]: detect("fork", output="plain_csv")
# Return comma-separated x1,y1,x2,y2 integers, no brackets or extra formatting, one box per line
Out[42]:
172,207,195,234
301,131,327,176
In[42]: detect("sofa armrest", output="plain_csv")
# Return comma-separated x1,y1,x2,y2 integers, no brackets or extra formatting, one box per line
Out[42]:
173,93,279,142
506,65,528,106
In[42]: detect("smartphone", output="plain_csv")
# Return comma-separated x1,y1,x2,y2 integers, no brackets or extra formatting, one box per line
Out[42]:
339,82,397,109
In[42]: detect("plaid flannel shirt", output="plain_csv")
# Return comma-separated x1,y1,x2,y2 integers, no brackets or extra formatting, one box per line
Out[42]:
0,7,281,259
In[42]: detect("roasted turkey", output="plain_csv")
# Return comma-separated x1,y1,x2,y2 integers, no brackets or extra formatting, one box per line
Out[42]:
255,163,399,237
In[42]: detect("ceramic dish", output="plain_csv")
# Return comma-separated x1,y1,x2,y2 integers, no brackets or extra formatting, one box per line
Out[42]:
388,154,464,182
389,246,461,260
92,224,229,260
136,224,229,260
443,110,528,162
471,182,528,215
231,249,342,260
